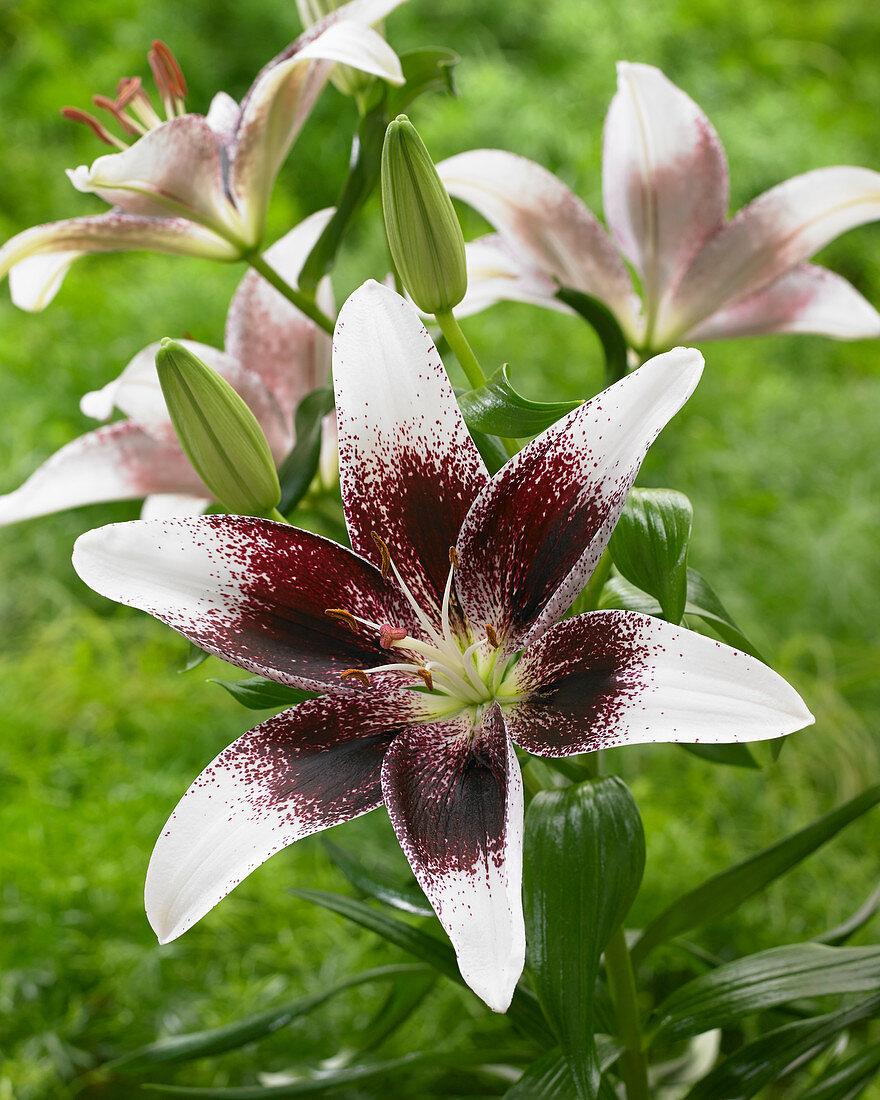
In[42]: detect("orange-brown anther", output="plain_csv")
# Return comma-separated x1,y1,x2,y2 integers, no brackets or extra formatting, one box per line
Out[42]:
325,608,359,633
115,76,144,107
151,40,187,98
92,94,143,134
61,107,119,147
448,546,459,568
340,668,370,687
486,624,499,648
371,532,391,580
416,668,434,691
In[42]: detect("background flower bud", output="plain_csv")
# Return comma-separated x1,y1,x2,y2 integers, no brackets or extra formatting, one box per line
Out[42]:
156,338,281,516
381,115,467,314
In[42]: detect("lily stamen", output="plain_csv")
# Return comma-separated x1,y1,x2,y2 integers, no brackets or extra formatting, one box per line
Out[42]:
60,108,127,150
339,668,370,687
324,607,359,633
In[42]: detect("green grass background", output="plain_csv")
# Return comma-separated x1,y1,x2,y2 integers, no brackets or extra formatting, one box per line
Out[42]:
1,0,879,1096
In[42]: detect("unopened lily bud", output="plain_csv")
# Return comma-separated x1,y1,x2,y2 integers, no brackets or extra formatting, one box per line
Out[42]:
156,338,281,516
381,115,467,314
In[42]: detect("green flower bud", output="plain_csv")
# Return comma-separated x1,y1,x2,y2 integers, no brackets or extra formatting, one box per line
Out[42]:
156,339,281,516
381,115,467,314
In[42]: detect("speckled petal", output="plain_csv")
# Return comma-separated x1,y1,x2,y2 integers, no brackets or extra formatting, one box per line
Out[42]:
225,209,335,421
0,422,203,527
382,704,525,1012
688,263,880,341
333,281,489,621
72,515,419,690
505,611,814,757
455,348,703,650
603,63,728,324
146,690,416,943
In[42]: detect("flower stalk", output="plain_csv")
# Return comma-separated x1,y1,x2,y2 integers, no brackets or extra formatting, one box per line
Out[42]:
604,924,650,1100
246,253,335,334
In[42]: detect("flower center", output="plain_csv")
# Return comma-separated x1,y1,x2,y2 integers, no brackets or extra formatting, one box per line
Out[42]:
326,533,521,717
62,41,188,150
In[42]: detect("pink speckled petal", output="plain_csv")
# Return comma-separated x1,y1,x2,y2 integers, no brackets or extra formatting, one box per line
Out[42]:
72,515,419,691
506,611,814,756
688,263,880,341
0,422,203,527
438,149,639,334
603,63,728,325
382,704,525,1012
225,209,335,421
333,281,489,622
455,348,703,650
665,166,880,343
146,689,416,943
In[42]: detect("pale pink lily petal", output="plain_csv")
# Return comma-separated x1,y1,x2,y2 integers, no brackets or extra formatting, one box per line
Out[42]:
333,281,489,620
438,149,640,336
67,116,246,242
140,494,210,520
688,262,880,341
232,20,403,244
71,515,419,691
666,165,880,343
225,208,335,421
382,704,525,1012
0,423,204,528
0,213,238,313
455,348,703,650
603,62,728,330
205,91,240,146
147,690,416,943
455,235,571,320
504,611,814,757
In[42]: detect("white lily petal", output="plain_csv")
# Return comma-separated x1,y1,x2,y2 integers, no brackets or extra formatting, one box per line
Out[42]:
603,62,728,331
225,208,335,420
455,235,571,319
506,611,814,756
666,165,880,343
232,22,403,244
438,149,640,335
140,494,210,520
688,263,880,341
9,250,84,311
0,423,202,527
205,91,240,145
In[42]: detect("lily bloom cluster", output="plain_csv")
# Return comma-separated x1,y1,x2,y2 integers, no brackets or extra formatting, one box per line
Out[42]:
0,212,333,525
0,0,405,311
438,62,880,354
73,282,813,1011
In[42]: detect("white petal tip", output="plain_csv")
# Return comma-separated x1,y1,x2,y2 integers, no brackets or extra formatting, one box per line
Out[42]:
66,165,91,192
465,964,521,1014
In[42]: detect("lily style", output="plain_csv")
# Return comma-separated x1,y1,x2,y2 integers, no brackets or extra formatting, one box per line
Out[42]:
0,0,404,312
72,281,813,1012
0,210,333,525
438,62,880,354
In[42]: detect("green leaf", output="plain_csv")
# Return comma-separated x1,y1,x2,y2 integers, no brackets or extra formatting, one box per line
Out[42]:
609,488,692,624
338,968,436,1061
105,964,426,1075
180,641,210,672
554,286,629,384
289,888,552,1043
678,742,760,769
458,364,581,437
277,388,335,513
468,423,509,475
651,944,880,1044
632,785,880,963
799,1039,880,1100
143,1047,524,1097
815,877,880,945
209,677,318,711
322,840,433,916
683,991,880,1100
504,1039,623,1099
524,778,645,1099
388,47,459,115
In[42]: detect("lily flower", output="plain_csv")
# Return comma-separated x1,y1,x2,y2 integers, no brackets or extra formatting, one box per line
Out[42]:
0,0,405,311
437,62,880,353
71,281,812,1012
0,210,333,525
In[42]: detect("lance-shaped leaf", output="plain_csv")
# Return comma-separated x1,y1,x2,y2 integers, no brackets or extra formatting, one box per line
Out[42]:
209,677,319,711
682,991,880,1100
814,877,880,946
651,944,880,1044
609,488,692,624
105,964,426,1074
321,839,433,916
276,387,335,513
457,364,582,438
799,1040,880,1100
633,784,880,963
505,1040,623,1100
524,777,645,1099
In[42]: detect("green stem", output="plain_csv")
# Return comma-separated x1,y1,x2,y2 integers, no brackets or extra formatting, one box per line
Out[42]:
605,925,650,1100
555,286,629,384
247,253,335,336
434,310,518,456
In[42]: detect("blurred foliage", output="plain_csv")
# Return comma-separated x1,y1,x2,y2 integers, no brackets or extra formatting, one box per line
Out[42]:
0,0,879,1096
